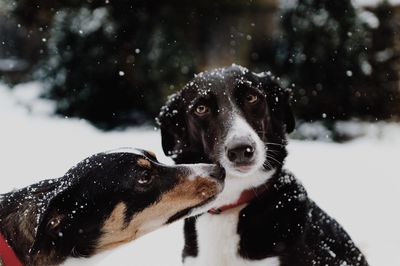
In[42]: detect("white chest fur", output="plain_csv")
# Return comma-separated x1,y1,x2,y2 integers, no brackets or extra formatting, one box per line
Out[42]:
183,205,280,266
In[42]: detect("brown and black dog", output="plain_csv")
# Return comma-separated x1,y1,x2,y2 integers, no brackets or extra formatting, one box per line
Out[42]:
0,148,225,266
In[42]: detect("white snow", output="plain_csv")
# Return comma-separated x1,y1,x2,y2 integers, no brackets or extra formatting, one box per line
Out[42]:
0,58,29,72
358,10,380,29
0,82,399,266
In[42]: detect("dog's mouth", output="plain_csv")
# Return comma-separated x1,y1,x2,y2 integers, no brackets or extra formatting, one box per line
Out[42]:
221,157,264,176
232,161,257,172
165,167,225,224
165,195,217,224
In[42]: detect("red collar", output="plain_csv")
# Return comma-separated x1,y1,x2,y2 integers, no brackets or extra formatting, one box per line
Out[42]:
208,185,267,214
0,234,23,266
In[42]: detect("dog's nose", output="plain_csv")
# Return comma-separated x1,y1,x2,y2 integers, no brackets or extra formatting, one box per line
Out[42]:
209,164,226,181
227,143,255,164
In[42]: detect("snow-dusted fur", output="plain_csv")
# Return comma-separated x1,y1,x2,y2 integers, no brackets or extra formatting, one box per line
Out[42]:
158,64,369,266
0,149,224,266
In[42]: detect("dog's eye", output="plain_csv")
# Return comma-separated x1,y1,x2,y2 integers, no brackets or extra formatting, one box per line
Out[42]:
137,176,152,185
195,105,210,116
246,94,258,104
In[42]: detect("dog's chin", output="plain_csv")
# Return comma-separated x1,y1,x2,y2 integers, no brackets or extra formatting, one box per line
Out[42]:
166,195,220,223
168,180,225,221
221,158,265,177
190,196,219,216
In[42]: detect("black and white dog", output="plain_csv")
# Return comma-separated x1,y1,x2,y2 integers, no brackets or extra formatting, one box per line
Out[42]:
0,148,224,266
158,65,369,266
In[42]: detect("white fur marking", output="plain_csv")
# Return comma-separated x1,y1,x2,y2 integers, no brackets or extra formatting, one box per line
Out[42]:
184,113,279,266
210,169,274,208
214,113,273,207
179,163,220,181
184,207,280,266
219,114,266,177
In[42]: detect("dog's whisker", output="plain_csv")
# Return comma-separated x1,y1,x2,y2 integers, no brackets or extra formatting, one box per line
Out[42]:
266,149,280,156
266,149,282,159
263,160,274,170
267,157,282,166
265,142,285,147
266,155,283,166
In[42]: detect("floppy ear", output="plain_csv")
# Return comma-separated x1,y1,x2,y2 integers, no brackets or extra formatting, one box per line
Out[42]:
30,198,65,256
29,183,74,256
30,190,74,257
157,92,190,158
259,76,295,133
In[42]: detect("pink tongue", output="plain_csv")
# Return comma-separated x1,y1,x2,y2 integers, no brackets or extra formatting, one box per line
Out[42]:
237,165,252,172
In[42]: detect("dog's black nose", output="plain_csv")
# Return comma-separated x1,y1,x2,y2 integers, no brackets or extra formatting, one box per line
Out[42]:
209,164,226,180
227,144,255,164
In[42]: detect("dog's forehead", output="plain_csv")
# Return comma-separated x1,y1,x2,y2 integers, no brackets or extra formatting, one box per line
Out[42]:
184,67,257,98
194,66,249,84
105,148,157,162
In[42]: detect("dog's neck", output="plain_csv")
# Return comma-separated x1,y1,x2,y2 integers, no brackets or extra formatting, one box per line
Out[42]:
0,181,68,265
208,184,268,214
210,168,276,210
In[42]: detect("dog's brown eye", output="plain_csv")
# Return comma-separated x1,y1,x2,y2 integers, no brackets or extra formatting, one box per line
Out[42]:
195,105,209,116
246,94,258,104
137,176,152,185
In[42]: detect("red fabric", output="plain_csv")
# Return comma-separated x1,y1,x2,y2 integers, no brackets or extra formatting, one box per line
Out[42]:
208,185,267,214
0,234,23,266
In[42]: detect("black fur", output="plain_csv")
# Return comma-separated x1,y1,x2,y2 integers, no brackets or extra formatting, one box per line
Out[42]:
237,171,367,265
182,216,199,258
158,65,369,265
0,149,223,265
158,65,294,169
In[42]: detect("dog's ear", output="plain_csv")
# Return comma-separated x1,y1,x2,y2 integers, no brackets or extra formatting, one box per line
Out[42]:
258,74,295,133
157,92,189,158
275,87,295,133
30,190,72,256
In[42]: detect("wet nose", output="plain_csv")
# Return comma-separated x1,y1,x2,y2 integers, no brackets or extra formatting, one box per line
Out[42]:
209,164,226,181
227,143,255,164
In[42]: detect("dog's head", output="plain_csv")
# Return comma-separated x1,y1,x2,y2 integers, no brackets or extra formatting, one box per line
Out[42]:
158,65,294,203
30,148,224,260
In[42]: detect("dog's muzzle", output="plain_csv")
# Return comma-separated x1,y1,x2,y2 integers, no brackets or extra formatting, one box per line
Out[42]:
226,137,256,165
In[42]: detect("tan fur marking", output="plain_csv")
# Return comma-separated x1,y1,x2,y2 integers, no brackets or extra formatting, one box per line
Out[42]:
137,158,151,168
147,150,157,158
96,177,220,252
96,202,129,251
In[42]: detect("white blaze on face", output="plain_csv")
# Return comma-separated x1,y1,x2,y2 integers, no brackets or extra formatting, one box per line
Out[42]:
220,114,266,176
212,113,274,207
179,163,219,181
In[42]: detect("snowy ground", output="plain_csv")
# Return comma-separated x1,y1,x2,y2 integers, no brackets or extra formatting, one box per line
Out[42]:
0,82,399,266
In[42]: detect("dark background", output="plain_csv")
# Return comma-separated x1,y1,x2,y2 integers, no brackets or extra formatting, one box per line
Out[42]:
0,0,399,130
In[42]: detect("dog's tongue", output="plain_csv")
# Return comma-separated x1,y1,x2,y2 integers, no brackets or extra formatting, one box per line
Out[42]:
237,165,252,172
208,185,267,214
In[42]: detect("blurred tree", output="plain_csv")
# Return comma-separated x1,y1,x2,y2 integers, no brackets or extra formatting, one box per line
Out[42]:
35,4,198,128
276,0,371,121
355,2,400,120
5,0,266,129
6,0,204,129
3,0,399,129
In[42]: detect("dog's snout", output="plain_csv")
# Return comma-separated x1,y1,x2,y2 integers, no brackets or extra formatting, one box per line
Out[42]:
227,142,255,164
209,164,226,181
